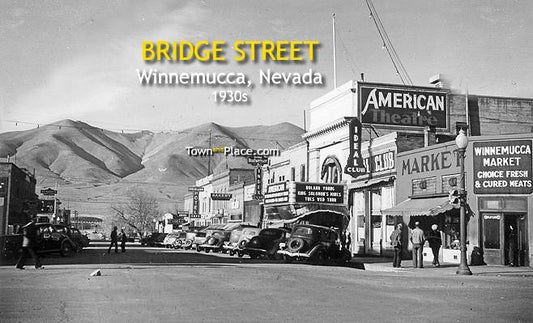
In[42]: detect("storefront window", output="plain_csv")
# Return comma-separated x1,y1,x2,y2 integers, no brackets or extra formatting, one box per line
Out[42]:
483,213,501,249
443,213,460,250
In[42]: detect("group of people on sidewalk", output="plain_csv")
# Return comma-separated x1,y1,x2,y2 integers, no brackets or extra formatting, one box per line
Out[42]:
107,226,128,254
390,221,442,268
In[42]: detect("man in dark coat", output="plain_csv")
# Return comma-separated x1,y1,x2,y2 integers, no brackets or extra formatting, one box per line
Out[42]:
16,215,43,270
390,223,403,268
508,225,517,266
108,226,118,254
427,224,442,267
120,228,127,253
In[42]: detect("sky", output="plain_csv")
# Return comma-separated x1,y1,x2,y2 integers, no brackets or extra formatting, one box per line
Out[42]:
1,0,532,134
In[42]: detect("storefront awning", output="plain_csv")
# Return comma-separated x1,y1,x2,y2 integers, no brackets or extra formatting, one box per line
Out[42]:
350,176,395,189
265,203,349,225
381,196,455,217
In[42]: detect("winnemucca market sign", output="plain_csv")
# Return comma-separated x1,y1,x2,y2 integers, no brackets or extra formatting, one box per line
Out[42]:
358,82,449,129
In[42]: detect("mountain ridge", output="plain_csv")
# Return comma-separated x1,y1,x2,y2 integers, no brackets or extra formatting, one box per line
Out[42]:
0,119,304,217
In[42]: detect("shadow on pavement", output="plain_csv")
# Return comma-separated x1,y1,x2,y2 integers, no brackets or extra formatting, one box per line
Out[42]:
1,246,361,270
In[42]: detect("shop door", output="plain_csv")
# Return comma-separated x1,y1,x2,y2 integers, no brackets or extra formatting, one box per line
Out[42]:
370,215,382,255
517,215,528,266
504,214,528,266
482,213,502,265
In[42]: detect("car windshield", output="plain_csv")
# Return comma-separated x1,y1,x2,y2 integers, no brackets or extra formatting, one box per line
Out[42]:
260,229,280,237
242,229,259,236
293,227,313,236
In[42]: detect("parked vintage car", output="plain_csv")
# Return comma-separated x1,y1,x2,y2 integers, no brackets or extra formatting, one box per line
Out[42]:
197,230,231,253
223,226,259,256
234,227,262,257
191,232,207,250
54,224,90,252
173,231,193,249
277,224,351,264
162,233,180,248
140,232,168,247
242,227,291,259
2,223,77,258
69,227,90,249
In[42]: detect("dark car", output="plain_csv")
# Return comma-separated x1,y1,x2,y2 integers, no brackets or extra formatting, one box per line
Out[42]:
243,228,290,259
277,224,351,264
54,224,90,252
69,227,90,249
197,230,231,253
140,232,168,247
2,223,77,258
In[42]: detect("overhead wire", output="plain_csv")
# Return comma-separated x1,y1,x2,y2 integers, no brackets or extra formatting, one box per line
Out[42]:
365,0,413,86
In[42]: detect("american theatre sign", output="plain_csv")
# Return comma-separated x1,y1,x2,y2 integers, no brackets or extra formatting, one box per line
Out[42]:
359,82,449,129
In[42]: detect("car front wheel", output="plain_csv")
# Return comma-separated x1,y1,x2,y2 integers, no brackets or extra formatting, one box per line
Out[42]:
60,241,74,257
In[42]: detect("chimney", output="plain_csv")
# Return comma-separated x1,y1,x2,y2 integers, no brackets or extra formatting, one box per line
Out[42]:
424,126,437,147
429,74,448,88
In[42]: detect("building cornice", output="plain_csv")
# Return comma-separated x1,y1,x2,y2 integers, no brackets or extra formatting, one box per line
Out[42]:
302,118,350,140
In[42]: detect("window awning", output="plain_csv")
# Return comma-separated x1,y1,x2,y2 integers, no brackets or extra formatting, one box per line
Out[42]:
350,176,395,190
381,196,456,217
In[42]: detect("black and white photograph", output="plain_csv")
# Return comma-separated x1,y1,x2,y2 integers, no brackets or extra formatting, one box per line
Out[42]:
1,1,532,322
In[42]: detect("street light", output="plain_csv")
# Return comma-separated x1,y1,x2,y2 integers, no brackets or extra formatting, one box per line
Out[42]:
455,129,472,275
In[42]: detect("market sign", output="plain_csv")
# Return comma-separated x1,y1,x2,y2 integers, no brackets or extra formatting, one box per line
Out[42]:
211,193,233,200
264,182,289,205
188,186,204,192
473,140,532,194
344,117,366,178
359,82,448,129
294,183,344,204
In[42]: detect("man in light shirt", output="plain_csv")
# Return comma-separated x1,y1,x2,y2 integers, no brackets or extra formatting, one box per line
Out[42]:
410,221,425,268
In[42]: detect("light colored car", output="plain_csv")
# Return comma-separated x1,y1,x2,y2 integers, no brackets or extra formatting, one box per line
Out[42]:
223,226,259,256
191,232,207,249
235,227,261,257
162,233,180,248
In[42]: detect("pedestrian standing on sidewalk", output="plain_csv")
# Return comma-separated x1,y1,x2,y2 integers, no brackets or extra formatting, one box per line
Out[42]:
410,222,425,268
108,226,118,254
427,224,442,267
508,225,517,266
16,215,43,270
390,223,403,268
120,228,127,253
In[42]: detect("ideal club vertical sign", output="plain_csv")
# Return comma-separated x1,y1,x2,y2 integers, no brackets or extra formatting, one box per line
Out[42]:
359,82,448,129
254,166,263,200
344,117,366,178
473,140,532,194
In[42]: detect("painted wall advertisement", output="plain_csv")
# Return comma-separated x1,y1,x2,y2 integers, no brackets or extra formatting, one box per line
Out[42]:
473,140,532,194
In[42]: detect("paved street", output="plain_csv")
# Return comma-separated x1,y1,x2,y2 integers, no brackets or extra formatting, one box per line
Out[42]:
1,243,532,323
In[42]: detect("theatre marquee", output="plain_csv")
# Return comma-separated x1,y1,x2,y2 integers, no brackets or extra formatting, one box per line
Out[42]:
358,82,449,130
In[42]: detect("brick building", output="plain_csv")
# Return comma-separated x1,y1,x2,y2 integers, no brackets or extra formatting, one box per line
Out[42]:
0,162,38,235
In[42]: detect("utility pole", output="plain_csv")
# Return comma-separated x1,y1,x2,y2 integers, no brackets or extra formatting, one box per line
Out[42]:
208,129,212,175
332,13,337,89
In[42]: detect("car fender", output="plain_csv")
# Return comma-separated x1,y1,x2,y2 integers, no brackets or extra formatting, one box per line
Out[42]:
307,245,324,258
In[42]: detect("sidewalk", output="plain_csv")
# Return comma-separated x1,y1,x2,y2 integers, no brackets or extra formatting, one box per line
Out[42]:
350,255,533,277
